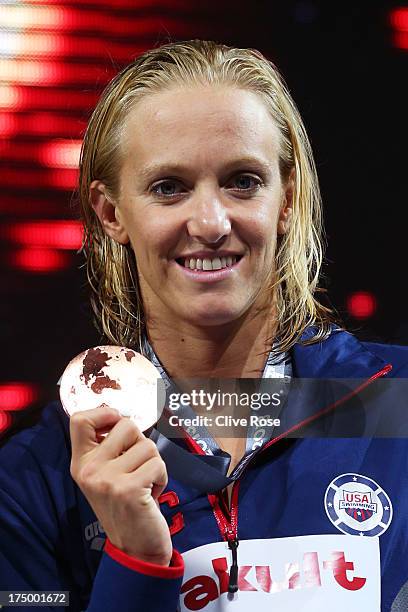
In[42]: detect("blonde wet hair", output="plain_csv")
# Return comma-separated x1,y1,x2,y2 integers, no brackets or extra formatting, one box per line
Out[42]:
78,39,337,356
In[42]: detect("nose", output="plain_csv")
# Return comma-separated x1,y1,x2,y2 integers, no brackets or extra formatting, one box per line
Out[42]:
186,187,232,244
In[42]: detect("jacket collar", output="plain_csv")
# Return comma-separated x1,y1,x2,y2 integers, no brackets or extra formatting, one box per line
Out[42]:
291,326,391,379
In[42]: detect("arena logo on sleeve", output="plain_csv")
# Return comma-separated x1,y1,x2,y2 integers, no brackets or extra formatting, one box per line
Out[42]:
180,535,380,611
84,519,106,551
325,473,393,537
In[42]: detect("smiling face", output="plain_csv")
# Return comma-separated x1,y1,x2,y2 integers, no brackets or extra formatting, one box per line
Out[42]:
92,85,293,330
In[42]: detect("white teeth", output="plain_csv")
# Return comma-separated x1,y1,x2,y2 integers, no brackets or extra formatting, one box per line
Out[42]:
181,255,240,270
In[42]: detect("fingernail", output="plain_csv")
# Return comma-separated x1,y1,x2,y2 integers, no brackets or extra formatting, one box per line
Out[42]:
97,404,122,417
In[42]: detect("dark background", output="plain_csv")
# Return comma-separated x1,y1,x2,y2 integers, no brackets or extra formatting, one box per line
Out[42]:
1,0,407,434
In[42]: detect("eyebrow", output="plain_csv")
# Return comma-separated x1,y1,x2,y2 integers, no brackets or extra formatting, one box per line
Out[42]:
137,156,273,183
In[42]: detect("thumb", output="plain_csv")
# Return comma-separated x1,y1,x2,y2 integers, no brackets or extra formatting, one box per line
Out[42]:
69,403,121,457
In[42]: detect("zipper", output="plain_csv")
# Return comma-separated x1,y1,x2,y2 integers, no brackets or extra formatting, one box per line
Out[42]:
184,364,392,594
227,537,239,592
208,482,240,593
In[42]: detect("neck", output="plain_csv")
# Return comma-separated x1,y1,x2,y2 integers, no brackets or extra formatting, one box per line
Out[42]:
145,302,276,379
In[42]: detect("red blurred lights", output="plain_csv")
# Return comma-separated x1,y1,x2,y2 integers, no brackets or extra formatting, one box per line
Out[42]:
3,220,83,249
40,140,82,168
0,86,98,111
0,384,38,412
0,59,102,86
0,113,17,136
47,168,78,189
392,31,408,50
390,8,408,31
9,248,72,273
0,32,62,57
0,411,12,434
0,85,20,108
0,167,78,190
0,139,81,167
0,113,86,137
3,219,83,273
347,291,377,320
0,5,66,30
390,8,408,49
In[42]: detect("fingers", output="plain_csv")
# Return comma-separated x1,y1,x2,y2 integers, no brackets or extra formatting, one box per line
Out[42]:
124,455,168,502
113,437,159,473
98,417,146,460
69,407,165,498
70,404,121,457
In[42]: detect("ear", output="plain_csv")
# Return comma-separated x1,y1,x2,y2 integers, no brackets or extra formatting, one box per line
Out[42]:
277,167,294,236
90,180,130,245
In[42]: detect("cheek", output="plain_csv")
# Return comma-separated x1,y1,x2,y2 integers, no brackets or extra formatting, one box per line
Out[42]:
128,213,179,270
240,205,280,250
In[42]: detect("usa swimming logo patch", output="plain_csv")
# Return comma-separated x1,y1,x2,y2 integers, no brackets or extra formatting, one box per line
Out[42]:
325,473,392,537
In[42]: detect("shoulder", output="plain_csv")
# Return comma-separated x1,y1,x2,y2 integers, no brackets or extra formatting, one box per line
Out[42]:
293,325,408,378
360,340,408,376
0,402,76,551
0,401,71,493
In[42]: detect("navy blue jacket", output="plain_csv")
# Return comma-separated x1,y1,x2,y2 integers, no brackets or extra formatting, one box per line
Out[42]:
0,328,407,611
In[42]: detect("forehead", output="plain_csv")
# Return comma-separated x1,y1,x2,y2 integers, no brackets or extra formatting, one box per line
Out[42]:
120,86,281,176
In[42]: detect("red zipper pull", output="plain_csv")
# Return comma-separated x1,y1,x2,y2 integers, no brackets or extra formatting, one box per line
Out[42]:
227,533,239,593
208,484,240,593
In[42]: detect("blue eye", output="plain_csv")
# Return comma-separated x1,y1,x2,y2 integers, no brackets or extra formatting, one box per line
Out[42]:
231,174,262,191
151,180,184,197
150,174,262,198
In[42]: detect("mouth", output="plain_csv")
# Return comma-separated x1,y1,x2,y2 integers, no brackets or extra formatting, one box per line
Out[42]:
175,254,244,272
173,254,244,283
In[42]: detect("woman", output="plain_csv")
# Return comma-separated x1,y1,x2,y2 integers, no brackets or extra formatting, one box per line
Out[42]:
1,39,407,612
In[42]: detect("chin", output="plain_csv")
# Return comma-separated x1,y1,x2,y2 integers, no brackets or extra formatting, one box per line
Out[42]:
183,307,243,328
